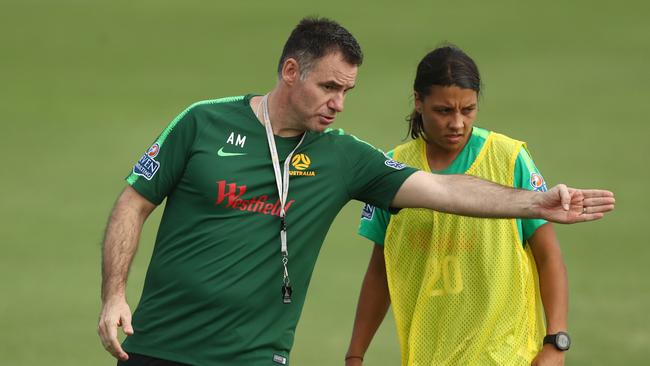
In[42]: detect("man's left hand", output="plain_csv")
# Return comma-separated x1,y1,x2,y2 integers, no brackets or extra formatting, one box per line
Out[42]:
531,344,565,366
535,185,615,224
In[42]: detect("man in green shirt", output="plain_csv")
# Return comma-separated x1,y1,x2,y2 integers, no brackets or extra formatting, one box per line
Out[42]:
97,17,614,366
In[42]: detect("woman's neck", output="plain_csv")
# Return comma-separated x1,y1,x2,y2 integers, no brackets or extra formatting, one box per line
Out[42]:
425,139,468,172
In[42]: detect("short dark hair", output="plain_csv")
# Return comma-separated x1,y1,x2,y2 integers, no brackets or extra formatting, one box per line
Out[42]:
278,17,363,78
408,45,481,139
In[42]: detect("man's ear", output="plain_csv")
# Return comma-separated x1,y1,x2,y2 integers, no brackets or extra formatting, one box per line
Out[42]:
280,58,301,85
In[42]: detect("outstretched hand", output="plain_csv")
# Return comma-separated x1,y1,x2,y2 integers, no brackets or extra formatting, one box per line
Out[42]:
535,184,615,224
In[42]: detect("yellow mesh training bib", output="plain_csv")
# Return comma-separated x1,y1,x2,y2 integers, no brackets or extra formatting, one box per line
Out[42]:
385,133,544,366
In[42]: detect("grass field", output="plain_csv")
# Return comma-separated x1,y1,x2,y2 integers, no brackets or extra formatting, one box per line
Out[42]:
1,1,649,365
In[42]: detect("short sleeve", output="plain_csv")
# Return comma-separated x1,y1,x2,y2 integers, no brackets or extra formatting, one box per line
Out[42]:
358,203,391,245
515,145,548,242
333,133,418,210
125,105,199,205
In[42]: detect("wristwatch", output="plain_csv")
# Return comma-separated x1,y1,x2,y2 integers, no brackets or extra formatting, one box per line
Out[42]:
543,331,571,351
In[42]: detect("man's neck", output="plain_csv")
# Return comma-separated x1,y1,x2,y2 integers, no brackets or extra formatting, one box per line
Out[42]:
251,90,306,137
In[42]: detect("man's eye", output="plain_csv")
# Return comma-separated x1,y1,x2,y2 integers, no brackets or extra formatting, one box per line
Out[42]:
436,108,451,114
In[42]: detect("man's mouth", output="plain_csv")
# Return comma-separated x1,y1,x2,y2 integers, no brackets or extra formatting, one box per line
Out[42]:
319,115,335,124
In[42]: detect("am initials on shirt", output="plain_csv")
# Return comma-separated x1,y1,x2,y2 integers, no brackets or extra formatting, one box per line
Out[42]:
226,132,247,148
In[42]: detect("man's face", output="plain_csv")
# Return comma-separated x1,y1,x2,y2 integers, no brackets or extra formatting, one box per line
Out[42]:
287,52,358,133
415,85,478,153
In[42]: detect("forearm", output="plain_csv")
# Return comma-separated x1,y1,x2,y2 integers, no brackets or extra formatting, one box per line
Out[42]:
393,172,538,218
530,224,568,333
347,245,391,361
101,186,154,302
537,259,568,333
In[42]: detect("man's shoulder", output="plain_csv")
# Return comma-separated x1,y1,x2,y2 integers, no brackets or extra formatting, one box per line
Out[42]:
319,128,381,150
320,127,348,139
150,97,249,144
174,95,254,133
187,95,249,115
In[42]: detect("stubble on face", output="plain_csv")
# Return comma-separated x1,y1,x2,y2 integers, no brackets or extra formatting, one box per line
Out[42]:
292,52,358,133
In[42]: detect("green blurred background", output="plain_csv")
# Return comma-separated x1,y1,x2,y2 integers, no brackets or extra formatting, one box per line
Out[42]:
1,0,648,364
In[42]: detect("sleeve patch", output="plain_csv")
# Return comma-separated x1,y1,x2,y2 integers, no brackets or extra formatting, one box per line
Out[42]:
132,143,161,180
530,172,547,192
384,159,406,170
361,203,376,220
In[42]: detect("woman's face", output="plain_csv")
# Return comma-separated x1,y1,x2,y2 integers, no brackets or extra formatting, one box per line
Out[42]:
415,85,478,154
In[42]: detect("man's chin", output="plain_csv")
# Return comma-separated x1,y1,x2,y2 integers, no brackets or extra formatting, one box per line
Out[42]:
310,123,333,133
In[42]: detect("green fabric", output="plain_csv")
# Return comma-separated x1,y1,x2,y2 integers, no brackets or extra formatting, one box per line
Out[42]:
514,145,549,243
358,126,548,246
123,95,417,365
126,96,245,186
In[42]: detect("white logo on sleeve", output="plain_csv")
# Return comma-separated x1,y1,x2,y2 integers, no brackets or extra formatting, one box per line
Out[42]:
133,143,161,180
272,354,287,365
384,159,406,170
361,203,375,220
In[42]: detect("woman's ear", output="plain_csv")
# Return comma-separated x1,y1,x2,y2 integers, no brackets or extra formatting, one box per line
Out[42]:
414,91,422,114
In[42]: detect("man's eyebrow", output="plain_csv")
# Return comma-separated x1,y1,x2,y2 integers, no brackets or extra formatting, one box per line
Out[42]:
321,80,343,87
321,80,355,90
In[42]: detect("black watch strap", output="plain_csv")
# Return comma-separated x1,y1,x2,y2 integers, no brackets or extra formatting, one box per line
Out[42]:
543,331,571,351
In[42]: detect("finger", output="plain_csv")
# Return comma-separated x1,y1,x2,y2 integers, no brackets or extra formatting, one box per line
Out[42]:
581,189,615,198
97,322,113,352
98,320,119,358
583,205,615,214
579,212,605,222
106,319,129,361
556,184,571,211
584,196,616,206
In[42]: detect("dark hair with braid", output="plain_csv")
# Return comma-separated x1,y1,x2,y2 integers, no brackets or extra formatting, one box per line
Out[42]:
408,45,481,139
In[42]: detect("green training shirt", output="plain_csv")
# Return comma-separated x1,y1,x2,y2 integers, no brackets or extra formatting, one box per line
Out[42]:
359,126,548,246
123,95,418,365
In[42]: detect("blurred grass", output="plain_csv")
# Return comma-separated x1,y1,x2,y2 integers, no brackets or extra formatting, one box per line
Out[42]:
1,0,648,365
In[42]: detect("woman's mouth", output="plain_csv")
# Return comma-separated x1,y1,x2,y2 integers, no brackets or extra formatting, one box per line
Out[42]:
445,134,463,144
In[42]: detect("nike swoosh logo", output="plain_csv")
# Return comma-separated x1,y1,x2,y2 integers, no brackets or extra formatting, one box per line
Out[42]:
217,147,247,157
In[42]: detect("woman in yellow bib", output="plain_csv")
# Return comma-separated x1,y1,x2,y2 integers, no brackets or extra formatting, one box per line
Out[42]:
346,46,569,366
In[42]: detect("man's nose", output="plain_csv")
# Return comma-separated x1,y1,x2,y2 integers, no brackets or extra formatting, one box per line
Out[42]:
328,93,345,113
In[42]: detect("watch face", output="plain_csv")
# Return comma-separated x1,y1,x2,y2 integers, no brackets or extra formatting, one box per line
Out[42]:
557,334,571,350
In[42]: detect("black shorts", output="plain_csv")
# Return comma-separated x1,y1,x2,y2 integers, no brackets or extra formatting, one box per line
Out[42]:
117,353,190,366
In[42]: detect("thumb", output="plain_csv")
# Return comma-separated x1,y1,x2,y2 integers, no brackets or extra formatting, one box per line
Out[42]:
557,184,570,211
121,313,134,336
